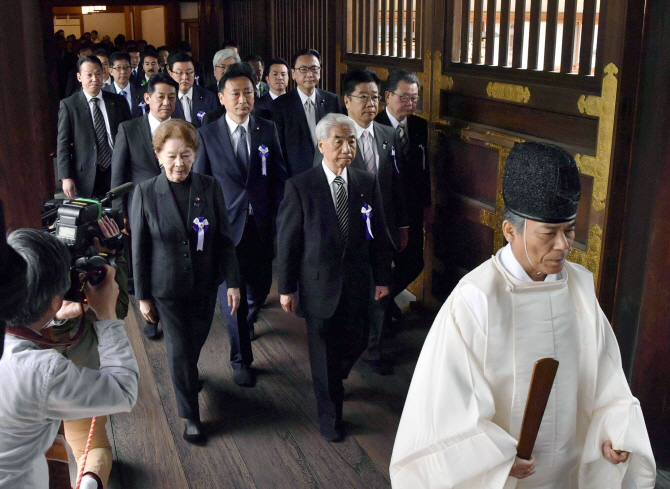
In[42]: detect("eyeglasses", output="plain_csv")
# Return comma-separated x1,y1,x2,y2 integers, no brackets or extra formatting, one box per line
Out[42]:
348,93,380,104
111,66,131,72
173,70,195,78
215,64,232,70
296,66,321,73
391,92,420,103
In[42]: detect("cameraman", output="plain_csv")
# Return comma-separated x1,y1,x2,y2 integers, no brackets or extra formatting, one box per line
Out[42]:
0,229,139,489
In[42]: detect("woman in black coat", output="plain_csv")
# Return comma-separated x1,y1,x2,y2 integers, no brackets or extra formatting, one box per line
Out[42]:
131,119,240,443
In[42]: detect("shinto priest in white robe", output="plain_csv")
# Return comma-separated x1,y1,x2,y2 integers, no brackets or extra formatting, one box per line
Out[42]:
390,244,656,488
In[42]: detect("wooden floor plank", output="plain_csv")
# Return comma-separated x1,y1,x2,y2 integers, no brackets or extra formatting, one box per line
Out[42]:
199,307,323,489
110,306,190,489
248,315,390,488
130,301,257,489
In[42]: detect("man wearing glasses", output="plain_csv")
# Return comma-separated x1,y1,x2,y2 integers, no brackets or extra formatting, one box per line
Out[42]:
168,52,218,128
375,69,431,326
272,48,343,176
316,68,409,376
104,51,146,118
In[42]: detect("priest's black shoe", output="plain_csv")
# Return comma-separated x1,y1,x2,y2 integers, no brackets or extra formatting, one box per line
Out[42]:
142,321,161,340
362,358,393,376
232,367,256,387
183,418,206,444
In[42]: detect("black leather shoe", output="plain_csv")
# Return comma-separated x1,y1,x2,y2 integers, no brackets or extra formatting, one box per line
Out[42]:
183,418,206,443
362,358,393,376
390,301,402,320
249,323,256,341
232,367,256,387
320,423,344,442
142,321,161,340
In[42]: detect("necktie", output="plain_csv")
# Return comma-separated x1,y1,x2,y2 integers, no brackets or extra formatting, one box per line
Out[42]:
396,123,409,158
181,95,191,123
304,99,317,147
361,131,376,174
236,125,249,170
334,176,348,241
119,89,126,97
90,98,112,170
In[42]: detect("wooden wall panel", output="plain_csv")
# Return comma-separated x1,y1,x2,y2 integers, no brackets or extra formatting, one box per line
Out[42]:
224,0,337,92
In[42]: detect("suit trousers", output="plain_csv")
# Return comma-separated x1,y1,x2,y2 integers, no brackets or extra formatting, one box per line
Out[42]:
92,166,112,199
362,293,390,361
305,290,369,434
217,219,273,370
391,218,425,298
154,288,218,419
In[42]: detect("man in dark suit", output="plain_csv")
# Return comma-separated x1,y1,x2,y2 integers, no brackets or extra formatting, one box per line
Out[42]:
193,63,288,387
244,55,270,98
272,49,343,177
64,42,93,98
139,49,160,86
58,56,131,199
375,70,431,320
104,51,146,118
254,57,289,119
127,43,142,84
93,48,114,91
277,113,391,441
168,52,218,128
315,69,409,375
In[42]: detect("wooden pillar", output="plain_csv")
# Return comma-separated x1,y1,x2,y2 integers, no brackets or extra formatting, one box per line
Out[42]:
613,0,670,469
198,0,225,68
0,1,54,230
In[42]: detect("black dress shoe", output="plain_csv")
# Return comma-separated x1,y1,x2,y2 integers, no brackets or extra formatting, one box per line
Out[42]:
142,321,161,340
390,301,402,320
183,418,206,443
362,358,393,376
232,367,256,387
320,423,344,442
249,323,256,341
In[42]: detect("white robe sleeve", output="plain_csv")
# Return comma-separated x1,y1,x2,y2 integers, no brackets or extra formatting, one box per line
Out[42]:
390,293,518,489
577,308,656,488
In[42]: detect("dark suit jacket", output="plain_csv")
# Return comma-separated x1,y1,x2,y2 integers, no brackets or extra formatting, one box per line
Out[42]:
193,115,288,245
375,110,431,220
57,90,131,198
253,93,275,121
277,165,391,319
272,88,343,177
314,121,409,251
110,114,161,219
131,171,240,300
103,81,147,119
173,85,219,128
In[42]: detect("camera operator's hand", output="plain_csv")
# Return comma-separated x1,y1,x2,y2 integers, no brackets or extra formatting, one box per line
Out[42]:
122,217,130,235
62,178,77,200
82,265,119,321
93,216,120,255
139,299,157,324
55,300,88,320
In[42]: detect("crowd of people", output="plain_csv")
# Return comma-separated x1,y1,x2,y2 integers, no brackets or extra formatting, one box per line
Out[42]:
0,29,658,489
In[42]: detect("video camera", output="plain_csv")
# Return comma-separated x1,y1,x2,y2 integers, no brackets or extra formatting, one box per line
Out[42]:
41,183,134,302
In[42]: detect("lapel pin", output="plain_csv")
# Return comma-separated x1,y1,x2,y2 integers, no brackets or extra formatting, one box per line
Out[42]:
383,140,388,149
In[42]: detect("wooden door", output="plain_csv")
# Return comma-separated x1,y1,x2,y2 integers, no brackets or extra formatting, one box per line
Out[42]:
184,19,200,61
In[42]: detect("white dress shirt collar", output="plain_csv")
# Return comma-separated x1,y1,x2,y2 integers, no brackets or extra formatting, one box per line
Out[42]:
225,113,250,136
269,91,280,100
114,81,130,94
386,110,406,129
322,161,348,185
179,86,194,101
83,89,102,103
500,243,562,282
297,87,317,107
354,120,375,141
148,113,170,137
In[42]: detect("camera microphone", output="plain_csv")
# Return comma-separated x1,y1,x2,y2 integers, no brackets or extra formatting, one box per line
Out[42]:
99,182,135,206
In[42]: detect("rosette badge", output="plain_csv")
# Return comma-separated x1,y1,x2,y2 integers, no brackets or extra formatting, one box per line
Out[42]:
361,204,374,240
138,101,147,115
197,111,206,123
258,145,269,175
192,217,209,251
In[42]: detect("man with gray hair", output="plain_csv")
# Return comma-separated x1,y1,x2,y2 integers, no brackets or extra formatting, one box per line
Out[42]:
277,113,391,441
212,48,241,88
0,229,139,488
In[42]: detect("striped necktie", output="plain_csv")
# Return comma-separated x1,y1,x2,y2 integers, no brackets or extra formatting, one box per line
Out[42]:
334,176,348,241
396,122,409,158
361,130,376,174
90,97,112,170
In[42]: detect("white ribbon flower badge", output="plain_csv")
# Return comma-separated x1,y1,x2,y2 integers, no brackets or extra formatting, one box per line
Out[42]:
361,204,374,240
197,111,206,123
258,145,269,176
192,217,209,251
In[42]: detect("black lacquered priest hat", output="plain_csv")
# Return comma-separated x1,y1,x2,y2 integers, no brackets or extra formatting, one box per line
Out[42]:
503,142,581,223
